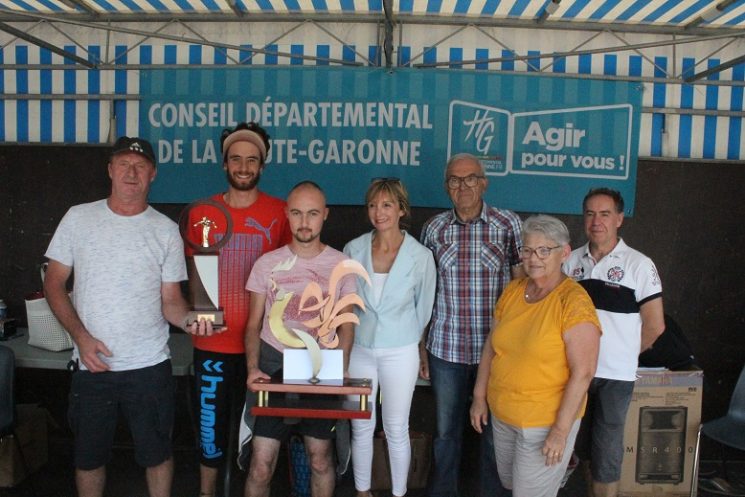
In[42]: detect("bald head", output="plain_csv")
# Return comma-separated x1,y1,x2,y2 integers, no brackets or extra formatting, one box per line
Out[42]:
286,181,328,246
288,181,327,208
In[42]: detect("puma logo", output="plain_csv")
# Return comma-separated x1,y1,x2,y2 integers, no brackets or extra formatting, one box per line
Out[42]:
245,217,277,244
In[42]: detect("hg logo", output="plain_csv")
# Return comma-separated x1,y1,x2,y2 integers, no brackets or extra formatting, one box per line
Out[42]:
463,109,495,156
448,101,509,175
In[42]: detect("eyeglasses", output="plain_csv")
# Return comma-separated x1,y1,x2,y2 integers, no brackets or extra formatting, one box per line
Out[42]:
518,245,561,259
446,175,484,190
371,177,401,184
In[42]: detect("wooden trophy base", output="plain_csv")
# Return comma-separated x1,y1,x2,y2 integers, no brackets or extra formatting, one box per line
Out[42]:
186,309,224,327
249,377,373,420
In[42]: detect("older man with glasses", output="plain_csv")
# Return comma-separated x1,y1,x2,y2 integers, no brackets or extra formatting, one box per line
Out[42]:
419,153,524,497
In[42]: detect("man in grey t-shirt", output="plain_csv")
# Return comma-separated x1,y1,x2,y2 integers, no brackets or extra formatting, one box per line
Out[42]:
44,137,215,497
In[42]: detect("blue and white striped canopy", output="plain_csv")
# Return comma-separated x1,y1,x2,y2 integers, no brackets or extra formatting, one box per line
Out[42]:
1,0,744,31
2,0,744,160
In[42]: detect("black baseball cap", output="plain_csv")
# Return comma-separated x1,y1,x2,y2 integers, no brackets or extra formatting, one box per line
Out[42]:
111,136,156,166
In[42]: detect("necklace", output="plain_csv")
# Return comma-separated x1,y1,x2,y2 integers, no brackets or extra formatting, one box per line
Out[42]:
525,286,543,301
524,282,537,301
524,276,566,302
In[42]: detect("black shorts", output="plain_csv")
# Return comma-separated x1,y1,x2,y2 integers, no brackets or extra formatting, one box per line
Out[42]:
68,360,174,470
252,341,336,442
253,413,337,441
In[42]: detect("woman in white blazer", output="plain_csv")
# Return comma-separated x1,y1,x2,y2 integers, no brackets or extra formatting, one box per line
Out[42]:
343,178,436,497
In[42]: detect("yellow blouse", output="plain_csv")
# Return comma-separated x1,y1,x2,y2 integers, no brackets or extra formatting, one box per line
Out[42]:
487,277,600,428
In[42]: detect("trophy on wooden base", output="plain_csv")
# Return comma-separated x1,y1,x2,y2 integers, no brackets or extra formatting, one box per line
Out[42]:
178,199,233,327
250,257,373,420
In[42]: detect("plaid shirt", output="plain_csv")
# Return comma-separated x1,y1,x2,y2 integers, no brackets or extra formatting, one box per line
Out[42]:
420,203,522,364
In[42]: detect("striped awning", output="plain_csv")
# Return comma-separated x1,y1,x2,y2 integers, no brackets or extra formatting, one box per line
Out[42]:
1,0,744,31
1,0,744,159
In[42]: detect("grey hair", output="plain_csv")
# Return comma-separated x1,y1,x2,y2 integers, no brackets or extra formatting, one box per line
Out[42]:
522,214,570,246
445,153,486,179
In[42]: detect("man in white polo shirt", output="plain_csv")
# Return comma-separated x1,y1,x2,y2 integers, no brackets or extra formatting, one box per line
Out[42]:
564,187,665,497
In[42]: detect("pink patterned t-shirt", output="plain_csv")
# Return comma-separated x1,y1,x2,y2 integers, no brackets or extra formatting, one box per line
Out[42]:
246,245,356,352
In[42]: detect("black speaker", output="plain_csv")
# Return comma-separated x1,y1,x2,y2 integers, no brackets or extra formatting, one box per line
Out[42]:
636,406,687,484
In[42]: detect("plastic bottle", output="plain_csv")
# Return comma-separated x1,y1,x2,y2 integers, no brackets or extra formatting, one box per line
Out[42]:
0,299,7,320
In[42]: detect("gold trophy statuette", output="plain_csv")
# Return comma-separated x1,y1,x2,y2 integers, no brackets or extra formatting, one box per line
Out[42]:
193,216,217,248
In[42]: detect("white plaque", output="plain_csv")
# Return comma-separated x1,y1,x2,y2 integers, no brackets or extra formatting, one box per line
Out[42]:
282,349,344,385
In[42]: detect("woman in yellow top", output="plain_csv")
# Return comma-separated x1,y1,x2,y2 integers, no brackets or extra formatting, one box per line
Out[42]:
470,214,601,497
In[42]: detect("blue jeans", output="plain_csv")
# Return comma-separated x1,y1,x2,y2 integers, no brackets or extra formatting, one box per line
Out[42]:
575,378,635,483
428,353,511,497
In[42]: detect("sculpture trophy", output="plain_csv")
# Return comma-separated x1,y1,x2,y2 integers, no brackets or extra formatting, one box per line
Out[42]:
251,256,373,419
178,199,233,327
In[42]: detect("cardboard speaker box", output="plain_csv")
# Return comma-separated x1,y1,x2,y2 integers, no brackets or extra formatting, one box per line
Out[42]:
0,404,49,487
371,431,432,491
619,369,703,497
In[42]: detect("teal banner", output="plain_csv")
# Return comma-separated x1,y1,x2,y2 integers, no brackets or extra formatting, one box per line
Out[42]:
143,67,642,215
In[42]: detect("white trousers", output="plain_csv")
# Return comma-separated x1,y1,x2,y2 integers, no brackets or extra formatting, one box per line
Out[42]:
348,343,419,497
492,415,581,497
